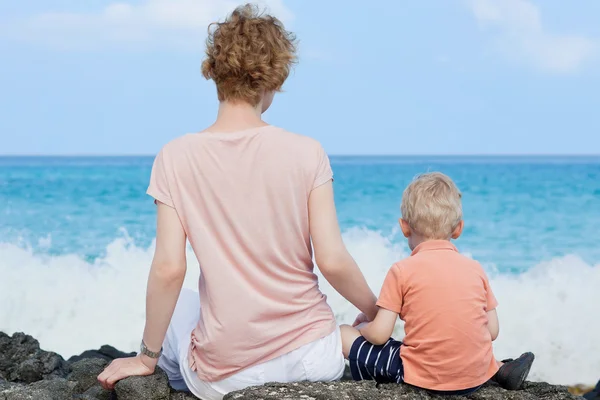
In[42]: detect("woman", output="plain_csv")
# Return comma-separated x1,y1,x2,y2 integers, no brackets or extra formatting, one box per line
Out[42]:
98,4,378,399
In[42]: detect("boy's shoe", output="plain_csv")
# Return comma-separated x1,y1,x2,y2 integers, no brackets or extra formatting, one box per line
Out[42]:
492,352,535,390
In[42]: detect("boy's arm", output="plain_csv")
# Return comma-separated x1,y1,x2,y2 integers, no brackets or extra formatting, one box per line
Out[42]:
487,309,499,341
481,266,500,341
361,262,404,345
359,308,398,345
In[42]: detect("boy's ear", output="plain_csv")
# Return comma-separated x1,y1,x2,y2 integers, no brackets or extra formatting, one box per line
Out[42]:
451,220,464,239
400,219,412,238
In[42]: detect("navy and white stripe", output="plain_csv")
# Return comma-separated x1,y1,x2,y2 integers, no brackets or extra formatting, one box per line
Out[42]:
348,336,404,384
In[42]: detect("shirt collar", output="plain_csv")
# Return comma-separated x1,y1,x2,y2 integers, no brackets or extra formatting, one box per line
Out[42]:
411,240,458,256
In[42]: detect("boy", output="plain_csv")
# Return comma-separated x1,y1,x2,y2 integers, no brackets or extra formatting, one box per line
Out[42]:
340,172,534,395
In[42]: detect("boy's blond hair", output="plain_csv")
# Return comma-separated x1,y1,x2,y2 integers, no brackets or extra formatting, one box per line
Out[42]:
401,172,462,239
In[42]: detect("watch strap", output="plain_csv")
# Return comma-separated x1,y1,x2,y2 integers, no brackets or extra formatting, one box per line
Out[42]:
140,340,162,359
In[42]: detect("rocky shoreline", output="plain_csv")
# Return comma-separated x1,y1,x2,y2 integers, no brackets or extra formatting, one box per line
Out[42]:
1,331,597,399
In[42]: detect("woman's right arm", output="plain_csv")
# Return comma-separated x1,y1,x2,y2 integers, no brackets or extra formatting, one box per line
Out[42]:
309,181,378,321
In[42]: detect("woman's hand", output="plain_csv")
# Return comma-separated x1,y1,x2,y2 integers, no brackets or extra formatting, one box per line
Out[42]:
352,312,370,327
97,355,157,390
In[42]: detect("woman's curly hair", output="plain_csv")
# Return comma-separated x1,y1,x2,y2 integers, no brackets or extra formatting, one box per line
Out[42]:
201,4,297,106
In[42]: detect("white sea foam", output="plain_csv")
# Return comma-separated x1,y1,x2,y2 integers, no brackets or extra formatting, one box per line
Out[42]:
0,229,598,385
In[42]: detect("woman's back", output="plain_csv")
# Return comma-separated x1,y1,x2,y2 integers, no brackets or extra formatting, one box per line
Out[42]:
147,125,336,381
97,6,377,397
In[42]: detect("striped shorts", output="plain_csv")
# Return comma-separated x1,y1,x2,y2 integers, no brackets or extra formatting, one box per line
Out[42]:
348,336,404,384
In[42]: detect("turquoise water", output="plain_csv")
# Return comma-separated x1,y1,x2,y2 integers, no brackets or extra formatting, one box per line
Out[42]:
1,155,599,385
1,156,599,271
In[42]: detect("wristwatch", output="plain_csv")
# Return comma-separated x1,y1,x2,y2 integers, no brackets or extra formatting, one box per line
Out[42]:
140,340,162,359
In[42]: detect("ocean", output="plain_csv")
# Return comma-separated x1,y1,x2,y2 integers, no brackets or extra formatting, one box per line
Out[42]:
1,155,599,385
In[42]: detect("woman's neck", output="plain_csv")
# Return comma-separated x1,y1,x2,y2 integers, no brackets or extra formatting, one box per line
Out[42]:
207,100,267,133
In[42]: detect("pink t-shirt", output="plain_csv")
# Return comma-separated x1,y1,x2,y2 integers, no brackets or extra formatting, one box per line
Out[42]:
147,125,337,382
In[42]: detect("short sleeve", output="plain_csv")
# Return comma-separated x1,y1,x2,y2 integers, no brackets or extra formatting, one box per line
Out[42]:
147,149,174,208
483,274,498,311
376,265,403,314
312,144,333,190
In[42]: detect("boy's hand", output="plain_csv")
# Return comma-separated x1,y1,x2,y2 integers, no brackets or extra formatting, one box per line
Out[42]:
358,308,397,345
352,313,370,327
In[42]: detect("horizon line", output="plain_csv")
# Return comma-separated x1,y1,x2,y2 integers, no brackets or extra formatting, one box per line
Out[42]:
1,153,600,158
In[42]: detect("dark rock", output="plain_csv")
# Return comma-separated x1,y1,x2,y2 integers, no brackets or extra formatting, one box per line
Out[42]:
0,381,19,397
518,381,579,399
38,351,71,380
12,358,43,383
68,358,109,394
0,332,591,400
0,332,70,384
0,332,38,359
0,378,15,391
81,384,114,400
0,332,38,381
224,380,581,400
69,346,136,363
170,392,199,400
114,367,170,400
96,345,137,361
0,378,75,400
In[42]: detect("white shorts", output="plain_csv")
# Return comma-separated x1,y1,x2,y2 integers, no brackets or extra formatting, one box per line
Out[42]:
158,289,345,400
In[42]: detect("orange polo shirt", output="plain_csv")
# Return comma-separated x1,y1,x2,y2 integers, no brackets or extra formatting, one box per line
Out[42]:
377,240,499,391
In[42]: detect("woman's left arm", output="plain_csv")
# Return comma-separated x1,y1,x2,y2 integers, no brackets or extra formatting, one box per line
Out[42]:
98,202,187,390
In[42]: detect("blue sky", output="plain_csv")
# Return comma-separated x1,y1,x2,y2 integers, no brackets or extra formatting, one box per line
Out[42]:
1,0,599,155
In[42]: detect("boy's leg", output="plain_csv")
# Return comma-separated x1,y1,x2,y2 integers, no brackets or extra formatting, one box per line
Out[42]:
341,324,403,384
340,324,362,359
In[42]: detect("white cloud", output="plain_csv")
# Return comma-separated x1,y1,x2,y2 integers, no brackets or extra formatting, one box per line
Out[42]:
467,0,597,73
1,0,293,51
